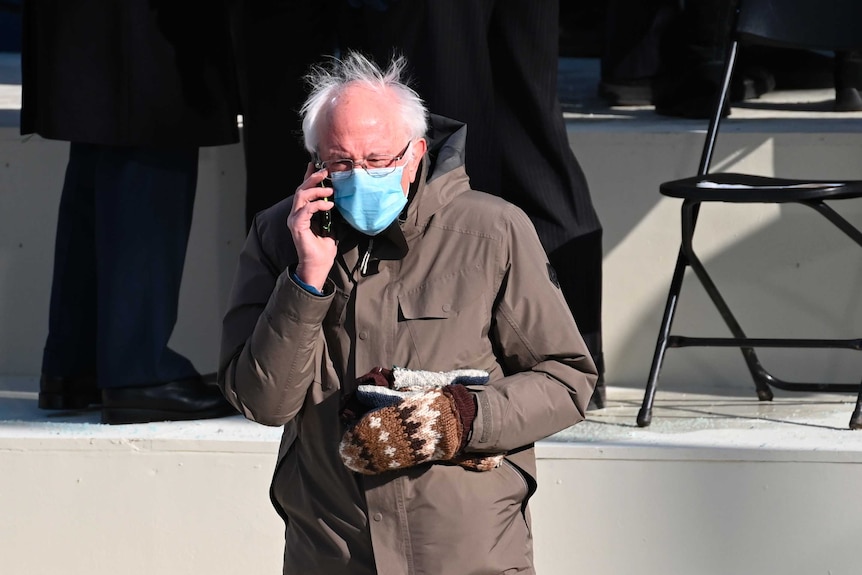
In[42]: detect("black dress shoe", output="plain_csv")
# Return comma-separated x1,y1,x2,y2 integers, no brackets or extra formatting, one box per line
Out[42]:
101,376,236,425
39,374,101,410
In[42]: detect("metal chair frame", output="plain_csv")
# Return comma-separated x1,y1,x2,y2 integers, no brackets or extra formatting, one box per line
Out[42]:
637,0,862,429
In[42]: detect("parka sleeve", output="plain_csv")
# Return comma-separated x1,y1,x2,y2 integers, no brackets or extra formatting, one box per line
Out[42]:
466,204,598,453
217,216,333,427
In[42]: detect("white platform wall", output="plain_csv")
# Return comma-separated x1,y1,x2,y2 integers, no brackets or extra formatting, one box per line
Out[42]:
2,433,861,575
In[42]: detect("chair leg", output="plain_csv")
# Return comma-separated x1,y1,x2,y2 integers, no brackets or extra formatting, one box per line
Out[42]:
638,248,688,428
684,249,775,401
680,202,775,401
804,200,862,248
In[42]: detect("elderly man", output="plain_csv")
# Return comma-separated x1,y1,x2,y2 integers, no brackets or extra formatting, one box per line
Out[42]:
219,51,597,575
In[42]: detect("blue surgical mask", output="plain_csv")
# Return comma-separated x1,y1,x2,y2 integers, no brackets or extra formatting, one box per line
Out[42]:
331,166,408,236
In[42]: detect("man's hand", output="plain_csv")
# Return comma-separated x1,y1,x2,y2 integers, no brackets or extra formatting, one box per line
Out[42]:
286,163,337,291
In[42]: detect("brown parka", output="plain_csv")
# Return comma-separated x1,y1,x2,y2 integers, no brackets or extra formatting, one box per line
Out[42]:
219,117,597,575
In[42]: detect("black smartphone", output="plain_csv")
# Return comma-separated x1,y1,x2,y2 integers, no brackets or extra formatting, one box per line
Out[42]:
310,181,332,237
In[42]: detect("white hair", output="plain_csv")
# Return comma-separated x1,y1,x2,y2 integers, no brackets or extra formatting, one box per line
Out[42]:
300,51,429,154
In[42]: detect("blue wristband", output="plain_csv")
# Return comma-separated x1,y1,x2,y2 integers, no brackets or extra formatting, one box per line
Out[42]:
292,273,323,296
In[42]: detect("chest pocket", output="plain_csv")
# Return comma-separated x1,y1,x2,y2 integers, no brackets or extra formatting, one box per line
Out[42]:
397,265,490,368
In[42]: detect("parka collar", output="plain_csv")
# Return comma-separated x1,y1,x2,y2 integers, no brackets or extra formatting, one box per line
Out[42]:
401,114,472,241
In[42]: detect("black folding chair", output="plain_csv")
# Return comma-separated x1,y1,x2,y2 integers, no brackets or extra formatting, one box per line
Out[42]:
637,0,862,429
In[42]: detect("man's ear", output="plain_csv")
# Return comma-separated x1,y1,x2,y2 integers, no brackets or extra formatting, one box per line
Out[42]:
407,138,428,183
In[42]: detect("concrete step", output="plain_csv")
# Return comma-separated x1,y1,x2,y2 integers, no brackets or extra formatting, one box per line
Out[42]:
3,376,862,575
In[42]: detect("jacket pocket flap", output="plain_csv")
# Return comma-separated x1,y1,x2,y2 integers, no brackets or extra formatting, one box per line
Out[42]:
398,265,485,320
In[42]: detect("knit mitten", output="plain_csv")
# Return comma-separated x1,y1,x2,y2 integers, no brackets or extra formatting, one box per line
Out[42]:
339,384,470,475
339,366,504,474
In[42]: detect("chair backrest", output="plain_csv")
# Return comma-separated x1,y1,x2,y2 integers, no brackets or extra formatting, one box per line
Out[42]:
698,0,862,175
735,0,862,52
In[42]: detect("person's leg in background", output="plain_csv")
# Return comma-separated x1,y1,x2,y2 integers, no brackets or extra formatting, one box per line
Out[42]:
94,145,234,424
39,143,100,409
490,0,605,408
94,145,199,389
548,230,604,408
599,0,675,106
652,0,738,118
600,0,784,114
40,143,234,424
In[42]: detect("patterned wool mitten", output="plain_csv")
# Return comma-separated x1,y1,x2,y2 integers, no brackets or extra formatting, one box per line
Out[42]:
340,366,505,474
339,383,477,475
387,367,504,471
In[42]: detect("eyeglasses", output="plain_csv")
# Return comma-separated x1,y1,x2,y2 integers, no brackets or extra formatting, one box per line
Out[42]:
315,141,412,178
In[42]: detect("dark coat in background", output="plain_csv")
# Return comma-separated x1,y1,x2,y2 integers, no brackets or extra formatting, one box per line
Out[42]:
352,0,606,386
20,0,240,147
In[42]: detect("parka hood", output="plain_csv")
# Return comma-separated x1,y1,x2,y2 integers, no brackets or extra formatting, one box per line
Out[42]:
423,113,468,183
401,114,472,241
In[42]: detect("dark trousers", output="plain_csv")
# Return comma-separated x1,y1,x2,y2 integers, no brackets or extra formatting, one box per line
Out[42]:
357,0,604,364
602,0,736,83
41,143,200,389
